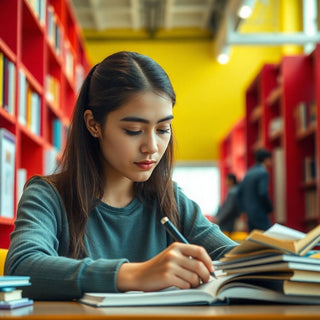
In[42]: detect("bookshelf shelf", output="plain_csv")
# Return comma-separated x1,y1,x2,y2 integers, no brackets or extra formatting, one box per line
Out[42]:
249,105,263,123
0,109,16,125
0,40,16,63
296,125,317,140
0,216,15,226
300,180,317,190
0,0,90,248
266,86,282,107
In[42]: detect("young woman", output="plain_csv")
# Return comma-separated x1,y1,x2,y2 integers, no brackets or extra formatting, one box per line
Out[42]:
5,51,236,300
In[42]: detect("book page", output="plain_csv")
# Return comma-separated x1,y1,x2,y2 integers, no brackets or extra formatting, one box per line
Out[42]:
264,224,305,240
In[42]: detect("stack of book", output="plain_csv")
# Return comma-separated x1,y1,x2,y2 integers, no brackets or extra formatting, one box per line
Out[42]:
0,276,33,309
213,223,320,304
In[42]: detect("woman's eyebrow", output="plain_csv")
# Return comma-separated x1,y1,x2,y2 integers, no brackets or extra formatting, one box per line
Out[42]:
120,115,174,124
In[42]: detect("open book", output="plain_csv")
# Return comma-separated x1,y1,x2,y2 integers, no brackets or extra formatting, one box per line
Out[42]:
79,271,320,307
222,223,320,261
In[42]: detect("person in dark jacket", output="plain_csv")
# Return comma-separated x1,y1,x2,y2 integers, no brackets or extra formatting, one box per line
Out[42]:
214,173,240,233
237,148,273,232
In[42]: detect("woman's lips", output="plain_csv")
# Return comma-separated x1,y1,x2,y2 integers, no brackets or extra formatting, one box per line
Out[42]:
135,161,156,170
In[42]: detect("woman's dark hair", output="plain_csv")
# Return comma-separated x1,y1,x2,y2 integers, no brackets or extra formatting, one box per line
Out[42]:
47,51,178,258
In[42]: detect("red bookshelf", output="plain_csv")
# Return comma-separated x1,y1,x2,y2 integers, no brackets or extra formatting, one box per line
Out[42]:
219,118,246,202
0,0,90,248
243,45,320,232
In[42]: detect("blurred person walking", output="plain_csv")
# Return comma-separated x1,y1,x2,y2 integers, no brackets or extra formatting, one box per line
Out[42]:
237,148,273,232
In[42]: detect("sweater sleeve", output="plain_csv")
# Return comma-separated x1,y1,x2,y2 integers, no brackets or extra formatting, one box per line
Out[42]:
175,185,237,260
4,177,128,300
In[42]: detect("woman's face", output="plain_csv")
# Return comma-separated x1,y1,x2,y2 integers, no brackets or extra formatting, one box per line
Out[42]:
99,91,173,183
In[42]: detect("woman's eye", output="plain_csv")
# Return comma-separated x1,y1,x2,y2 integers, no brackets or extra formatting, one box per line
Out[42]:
158,128,171,134
125,129,142,136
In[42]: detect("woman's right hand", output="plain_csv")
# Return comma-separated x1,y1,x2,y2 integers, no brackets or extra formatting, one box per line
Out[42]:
116,242,214,292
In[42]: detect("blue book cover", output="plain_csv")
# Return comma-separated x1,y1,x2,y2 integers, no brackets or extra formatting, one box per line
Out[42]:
0,298,33,309
0,276,30,289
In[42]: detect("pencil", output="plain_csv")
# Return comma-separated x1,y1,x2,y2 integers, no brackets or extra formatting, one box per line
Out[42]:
160,216,217,279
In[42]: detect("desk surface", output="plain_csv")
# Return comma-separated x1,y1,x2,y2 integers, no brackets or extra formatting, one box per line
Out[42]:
1,302,320,320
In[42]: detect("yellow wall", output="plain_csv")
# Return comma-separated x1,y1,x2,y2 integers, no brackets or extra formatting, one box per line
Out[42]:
280,0,303,55
83,0,301,161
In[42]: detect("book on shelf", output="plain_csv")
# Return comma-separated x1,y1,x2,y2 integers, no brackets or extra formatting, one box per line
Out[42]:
295,101,317,133
29,90,41,136
1,55,16,115
26,0,46,26
20,75,41,135
0,276,33,310
7,58,15,115
47,4,62,56
64,40,75,82
18,69,27,126
268,117,283,137
310,101,317,125
44,147,59,175
273,147,286,223
0,128,16,219
303,156,317,183
45,74,60,108
16,168,27,205
75,64,85,93
305,189,318,219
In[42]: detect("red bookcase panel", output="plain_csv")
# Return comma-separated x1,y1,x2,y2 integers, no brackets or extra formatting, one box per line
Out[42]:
0,0,90,248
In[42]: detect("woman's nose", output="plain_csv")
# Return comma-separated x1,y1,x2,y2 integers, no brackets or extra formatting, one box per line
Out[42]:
141,133,158,154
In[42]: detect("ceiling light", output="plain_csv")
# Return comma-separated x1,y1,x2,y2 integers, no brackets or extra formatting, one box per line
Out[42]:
217,53,229,64
217,46,230,65
238,0,256,19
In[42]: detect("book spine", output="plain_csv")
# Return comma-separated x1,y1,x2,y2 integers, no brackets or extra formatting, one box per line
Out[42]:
16,168,27,205
0,128,16,219
18,70,27,126
7,61,15,116
52,118,62,151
